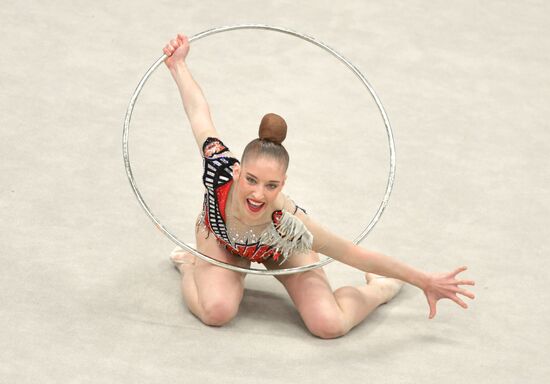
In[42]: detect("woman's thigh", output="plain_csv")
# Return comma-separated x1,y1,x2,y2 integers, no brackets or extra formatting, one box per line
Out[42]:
264,251,345,336
193,229,250,305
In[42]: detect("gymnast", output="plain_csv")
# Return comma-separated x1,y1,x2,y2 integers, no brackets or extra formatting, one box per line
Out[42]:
163,34,475,338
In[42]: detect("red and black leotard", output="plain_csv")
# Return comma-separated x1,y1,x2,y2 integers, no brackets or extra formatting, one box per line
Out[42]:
198,137,312,263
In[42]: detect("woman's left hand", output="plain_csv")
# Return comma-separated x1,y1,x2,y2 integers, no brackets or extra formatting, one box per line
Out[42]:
423,266,475,319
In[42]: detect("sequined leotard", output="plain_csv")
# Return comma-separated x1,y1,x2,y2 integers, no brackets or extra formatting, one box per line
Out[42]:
197,137,313,264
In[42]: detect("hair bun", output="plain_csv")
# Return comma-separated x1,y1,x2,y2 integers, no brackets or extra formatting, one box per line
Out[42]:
259,113,287,145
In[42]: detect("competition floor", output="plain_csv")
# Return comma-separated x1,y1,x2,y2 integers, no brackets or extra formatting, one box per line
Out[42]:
1,1,548,383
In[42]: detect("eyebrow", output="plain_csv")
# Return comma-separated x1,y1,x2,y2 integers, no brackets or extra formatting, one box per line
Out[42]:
246,172,280,184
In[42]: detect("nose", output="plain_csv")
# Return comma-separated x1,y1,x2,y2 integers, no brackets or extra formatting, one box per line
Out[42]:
251,185,264,200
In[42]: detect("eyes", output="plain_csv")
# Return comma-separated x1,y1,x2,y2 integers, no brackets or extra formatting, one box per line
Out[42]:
246,176,278,190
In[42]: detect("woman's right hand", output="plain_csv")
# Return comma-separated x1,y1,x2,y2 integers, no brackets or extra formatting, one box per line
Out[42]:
163,33,190,71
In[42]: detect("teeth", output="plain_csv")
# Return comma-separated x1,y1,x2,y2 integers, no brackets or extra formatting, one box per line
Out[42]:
248,199,263,207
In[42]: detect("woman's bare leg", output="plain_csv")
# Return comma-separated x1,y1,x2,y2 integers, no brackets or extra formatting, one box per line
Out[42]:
173,231,249,326
265,251,403,339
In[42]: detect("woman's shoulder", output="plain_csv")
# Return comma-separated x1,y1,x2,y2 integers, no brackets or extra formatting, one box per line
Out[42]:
202,136,238,161
262,203,314,264
273,193,294,213
274,193,307,216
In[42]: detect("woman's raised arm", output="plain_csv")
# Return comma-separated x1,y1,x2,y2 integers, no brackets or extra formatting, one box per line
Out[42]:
296,211,475,319
163,34,220,152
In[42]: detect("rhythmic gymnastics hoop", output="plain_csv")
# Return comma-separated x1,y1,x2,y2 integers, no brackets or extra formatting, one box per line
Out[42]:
122,24,396,275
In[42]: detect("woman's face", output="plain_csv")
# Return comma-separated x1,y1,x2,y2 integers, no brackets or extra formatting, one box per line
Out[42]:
233,155,286,218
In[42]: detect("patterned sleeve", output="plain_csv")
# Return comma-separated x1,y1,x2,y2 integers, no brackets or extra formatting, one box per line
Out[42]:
200,137,239,245
202,137,231,158
201,137,239,192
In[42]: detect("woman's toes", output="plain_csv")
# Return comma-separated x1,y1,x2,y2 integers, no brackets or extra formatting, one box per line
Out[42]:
170,247,196,274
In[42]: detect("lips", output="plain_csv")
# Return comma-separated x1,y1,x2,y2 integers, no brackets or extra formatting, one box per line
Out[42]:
246,198,265,213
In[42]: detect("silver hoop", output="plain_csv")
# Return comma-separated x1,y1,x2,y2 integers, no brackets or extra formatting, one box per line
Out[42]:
122,24,396,275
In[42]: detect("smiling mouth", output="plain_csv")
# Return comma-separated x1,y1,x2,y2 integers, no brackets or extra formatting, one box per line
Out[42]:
246,198,265,213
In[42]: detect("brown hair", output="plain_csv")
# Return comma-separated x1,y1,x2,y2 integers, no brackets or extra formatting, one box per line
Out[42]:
242,113,290,171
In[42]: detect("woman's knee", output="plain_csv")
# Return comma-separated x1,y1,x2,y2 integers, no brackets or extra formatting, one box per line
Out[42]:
200,297,240,327
304,312,348,339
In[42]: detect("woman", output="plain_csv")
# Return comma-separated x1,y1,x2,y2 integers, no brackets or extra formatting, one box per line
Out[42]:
163,34,475,339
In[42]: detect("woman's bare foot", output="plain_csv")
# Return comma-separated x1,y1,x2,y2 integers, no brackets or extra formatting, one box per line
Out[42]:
170,247,196,274
365,273,404,304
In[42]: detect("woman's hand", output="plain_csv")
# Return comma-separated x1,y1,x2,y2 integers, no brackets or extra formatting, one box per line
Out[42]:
163,33,190,71
423,266,475,319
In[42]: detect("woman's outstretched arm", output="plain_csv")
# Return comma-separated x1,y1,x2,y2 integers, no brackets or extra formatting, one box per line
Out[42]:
337,244,475,319
163,33,219,151
296,210,476,319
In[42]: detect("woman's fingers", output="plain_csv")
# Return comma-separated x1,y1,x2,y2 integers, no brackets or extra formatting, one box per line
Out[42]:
428,296,437,319
449,286,476,300
164,44,175,55
163,34,189,65
459,289,475,300
448,293,468,309
164,34,188,57
449,266,468,278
